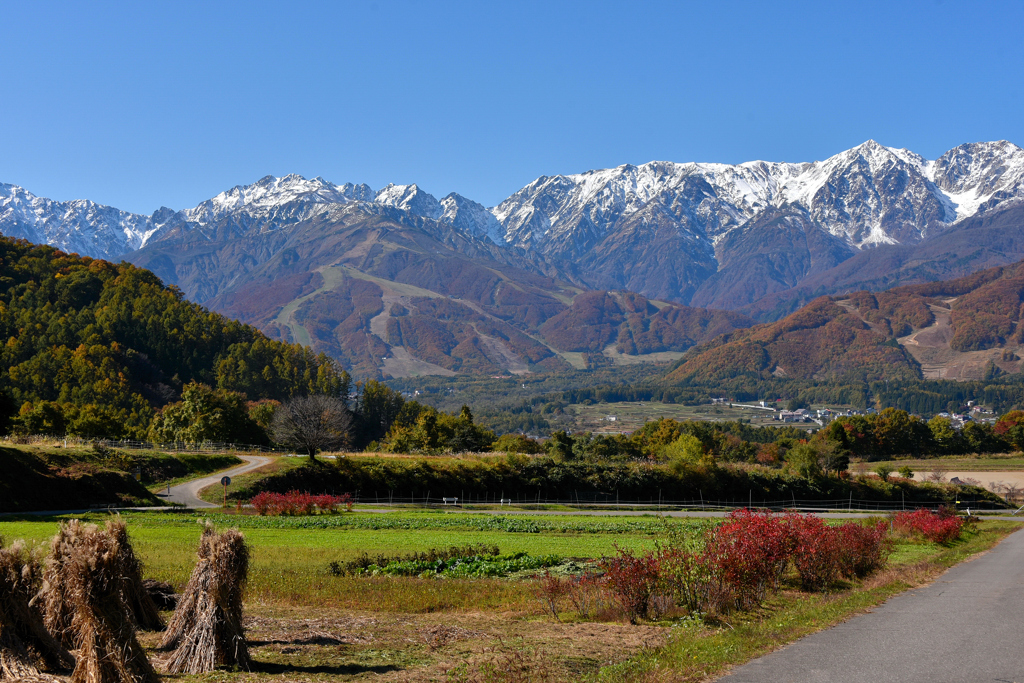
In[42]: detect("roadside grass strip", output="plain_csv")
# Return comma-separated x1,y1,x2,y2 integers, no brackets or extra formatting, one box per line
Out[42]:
593,519,1022,682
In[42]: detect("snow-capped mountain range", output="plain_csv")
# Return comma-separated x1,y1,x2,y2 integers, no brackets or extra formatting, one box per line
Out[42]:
3,140,1024,305
494,139,1024,255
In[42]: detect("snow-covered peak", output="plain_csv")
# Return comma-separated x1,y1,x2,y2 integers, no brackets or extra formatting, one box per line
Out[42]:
3,140,1022,265
439,193,504,244
374,183,442,220
494,159,797,248
777,141,918,205
0,183,156,260
184,174,356,225
929,141,1024,220
496,140,1024,255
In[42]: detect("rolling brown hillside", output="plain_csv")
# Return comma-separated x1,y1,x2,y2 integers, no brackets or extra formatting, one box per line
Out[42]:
131,202,752,379
666,261,1024,384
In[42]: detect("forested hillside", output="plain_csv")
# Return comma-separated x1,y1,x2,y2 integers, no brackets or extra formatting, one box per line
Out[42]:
0,236,347,438
667,261,1024,385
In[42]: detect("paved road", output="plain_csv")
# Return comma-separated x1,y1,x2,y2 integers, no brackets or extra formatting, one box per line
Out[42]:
718,527,1024,683
156,455,272,508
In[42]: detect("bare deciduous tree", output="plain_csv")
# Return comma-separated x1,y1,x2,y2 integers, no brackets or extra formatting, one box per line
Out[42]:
272,395,352,458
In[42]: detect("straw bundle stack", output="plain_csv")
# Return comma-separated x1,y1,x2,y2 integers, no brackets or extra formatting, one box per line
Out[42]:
0,538,74,681
41,519,162,649
102,520,163,632
160,526,250,674
44,523,157,683
39,520,81,649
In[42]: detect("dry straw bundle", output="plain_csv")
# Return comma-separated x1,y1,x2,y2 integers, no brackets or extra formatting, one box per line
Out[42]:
0,537,74,681
41,519,162,650
40,519,82,649
41,522,157,683
160,525,250,674
102,520,163,632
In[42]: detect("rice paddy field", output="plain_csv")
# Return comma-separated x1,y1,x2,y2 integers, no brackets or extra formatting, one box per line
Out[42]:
0,510,1019,682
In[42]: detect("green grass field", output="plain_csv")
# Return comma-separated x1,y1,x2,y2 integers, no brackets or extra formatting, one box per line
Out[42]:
0,510,676,612
865,454,1024,471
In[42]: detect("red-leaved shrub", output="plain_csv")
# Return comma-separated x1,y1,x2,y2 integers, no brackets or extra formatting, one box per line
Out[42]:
535,571,568,620
836,521,891,578
892,508,965,544
249,491,353,515
565,573,602,619
707,509,795,609
786,514,844,591
251,491,274,515
599,547,661,624
596,509,895,623
659,545,734,615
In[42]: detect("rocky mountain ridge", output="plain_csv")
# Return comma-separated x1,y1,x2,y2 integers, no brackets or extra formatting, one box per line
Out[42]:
3,140,1024,379
5,140,1022,270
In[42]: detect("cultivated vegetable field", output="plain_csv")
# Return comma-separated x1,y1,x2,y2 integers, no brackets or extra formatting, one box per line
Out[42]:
0,509,1015,682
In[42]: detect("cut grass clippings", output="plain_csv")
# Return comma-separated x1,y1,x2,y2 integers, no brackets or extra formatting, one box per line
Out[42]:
592,518,1022,682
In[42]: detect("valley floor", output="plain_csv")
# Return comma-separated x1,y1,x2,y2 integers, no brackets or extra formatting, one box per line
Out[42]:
1,512,1017,682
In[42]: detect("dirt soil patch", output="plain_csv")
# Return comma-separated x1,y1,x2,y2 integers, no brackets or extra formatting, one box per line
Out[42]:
898,303,1023,380
136,605,667,682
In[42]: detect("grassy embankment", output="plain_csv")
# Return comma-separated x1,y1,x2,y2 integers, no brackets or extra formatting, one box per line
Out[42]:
0,443,242,512
198,453,1011,510
0,511,1016,682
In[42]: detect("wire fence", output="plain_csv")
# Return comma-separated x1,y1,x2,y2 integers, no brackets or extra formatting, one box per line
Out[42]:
2,434,291,454
347,491,1010,512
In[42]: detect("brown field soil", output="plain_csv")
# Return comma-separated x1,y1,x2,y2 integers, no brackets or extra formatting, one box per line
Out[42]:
138,607,666,682
568,401,814,434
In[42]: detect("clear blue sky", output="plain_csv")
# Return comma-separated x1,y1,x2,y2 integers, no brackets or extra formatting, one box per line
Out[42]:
1,0,1022,215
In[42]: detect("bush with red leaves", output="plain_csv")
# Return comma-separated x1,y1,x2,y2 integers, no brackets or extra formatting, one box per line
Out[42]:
535,571,568,619
707,509,795,609
786,514,844,591
250,490,352,515
892,507,965,544
836,521,892,578
599,547,661,624
598,510,895,623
